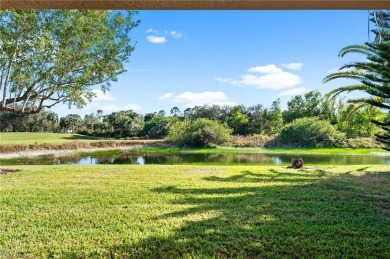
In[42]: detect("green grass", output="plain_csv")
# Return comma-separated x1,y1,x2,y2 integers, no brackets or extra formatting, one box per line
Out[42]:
1,165,390,257
0,132,98,144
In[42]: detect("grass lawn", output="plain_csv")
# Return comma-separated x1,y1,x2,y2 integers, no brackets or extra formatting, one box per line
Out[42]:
1,165,390,257
0,132,98,145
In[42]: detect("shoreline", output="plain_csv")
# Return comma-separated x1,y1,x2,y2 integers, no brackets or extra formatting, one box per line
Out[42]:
0,145,143,159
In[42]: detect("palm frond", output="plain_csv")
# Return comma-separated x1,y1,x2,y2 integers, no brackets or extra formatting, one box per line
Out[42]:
324,84,371,100
338,44,377,57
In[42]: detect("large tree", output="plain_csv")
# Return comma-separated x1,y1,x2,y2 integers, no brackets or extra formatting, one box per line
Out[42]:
0,10,139,114
323,10,390,150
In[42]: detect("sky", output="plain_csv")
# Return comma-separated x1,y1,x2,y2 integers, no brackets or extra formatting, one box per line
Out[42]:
51,10,371,117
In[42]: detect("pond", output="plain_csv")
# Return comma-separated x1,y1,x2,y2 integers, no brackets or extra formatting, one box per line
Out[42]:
7,152,390,165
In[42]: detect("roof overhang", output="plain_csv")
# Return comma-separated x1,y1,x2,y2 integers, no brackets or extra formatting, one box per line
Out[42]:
1,0,389,10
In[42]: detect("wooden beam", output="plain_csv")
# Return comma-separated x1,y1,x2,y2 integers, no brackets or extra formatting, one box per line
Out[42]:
1,0,389,10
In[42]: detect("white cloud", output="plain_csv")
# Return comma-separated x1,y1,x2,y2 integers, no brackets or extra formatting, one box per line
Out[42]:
147,35,167,44
216,64,302,90
278,87,308,96
159,92,174,100
146,28,157,33
214,77,234,83
99,103,142,112
281,63,303,70
171,31,183,39
248,64,283,74
146,29,183,43
92,89,116,101
239,71,302,89
160,91,236,107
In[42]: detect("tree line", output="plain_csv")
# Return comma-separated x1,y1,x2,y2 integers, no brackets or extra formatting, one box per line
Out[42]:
1,90,387,147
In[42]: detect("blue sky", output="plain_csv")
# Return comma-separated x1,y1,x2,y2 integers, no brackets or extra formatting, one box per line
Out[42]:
52,10,370,117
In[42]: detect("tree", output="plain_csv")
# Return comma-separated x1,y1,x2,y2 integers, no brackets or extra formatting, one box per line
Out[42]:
0,10,139,115
60,114,82,133
0,108,58,132
283,91,324,123
84,113,98,130
170,106,181,117
140,114,171,139
104,110,143,137
96,110,104,122
323,10,390,150
226,105,249,135
261,99,283,135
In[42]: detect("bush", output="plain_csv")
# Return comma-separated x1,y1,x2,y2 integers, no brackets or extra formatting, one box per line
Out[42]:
345,137,383,148
168,118,233,148
231,134,277,147
279,117,346,148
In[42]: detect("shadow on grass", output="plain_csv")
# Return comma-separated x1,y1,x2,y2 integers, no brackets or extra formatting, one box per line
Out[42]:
107,168,390,257
62,134,99,140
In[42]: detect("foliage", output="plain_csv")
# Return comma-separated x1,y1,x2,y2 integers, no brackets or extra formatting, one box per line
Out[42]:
336,103,386,138
0,109,58,132
323,11,390,150
279,117,346,148
59,114,82,133
345,137,383,148
0,10,139,114
168,118,233,147
283,91,337,124
103,110,144,138
259,99,284,135
141,114,171,139
226,105,249,135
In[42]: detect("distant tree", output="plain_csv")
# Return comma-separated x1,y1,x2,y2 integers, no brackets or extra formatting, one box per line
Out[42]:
144,112,156,122
60,114,82,133
0,10,139,115
84,113,98,130
0,108,58,132
244,104,264,135
96,110,104,122
226,105,249,135
283,91,323,123
140,115,171,139
187,105,230,122
158,110,166,117
261,99,283,135
170,106,181,117
104,110,144,137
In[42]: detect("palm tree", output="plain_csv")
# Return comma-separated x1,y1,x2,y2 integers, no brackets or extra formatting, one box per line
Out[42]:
323,10,390,150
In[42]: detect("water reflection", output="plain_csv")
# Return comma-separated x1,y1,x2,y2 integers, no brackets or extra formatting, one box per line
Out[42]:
13,152,390,165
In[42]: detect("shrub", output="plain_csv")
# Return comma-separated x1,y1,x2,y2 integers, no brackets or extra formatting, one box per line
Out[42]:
279,117,346,148
168,118,233,148
231,134,277,147
345,137,383,148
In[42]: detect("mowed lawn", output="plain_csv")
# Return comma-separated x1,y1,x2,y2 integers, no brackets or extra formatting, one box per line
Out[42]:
0,132,98,145
1,165,390,258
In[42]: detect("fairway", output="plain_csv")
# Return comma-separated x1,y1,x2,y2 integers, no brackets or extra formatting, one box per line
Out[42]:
0,132,98,145
1,165,389,257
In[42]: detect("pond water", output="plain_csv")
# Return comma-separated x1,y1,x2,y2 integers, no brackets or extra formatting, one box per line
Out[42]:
13,152,390,165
